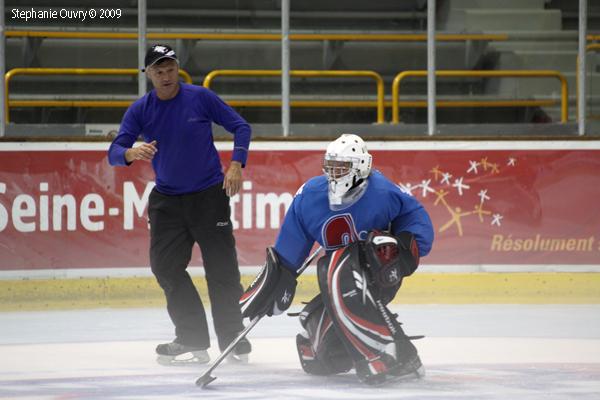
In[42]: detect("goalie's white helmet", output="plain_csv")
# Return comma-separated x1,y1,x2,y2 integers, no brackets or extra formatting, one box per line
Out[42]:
323,134,372,207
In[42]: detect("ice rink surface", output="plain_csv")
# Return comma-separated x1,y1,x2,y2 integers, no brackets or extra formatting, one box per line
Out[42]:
1,304,600,400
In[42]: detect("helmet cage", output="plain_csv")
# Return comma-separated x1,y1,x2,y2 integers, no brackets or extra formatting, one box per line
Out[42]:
322,157,354,180
323,154,366,205
323,134,372,207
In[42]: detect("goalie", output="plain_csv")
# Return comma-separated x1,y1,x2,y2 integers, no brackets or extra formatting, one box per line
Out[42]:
240,134,434,385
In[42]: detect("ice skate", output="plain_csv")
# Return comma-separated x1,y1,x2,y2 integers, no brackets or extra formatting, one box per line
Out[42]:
355,354,425,386
226,337,252,364
388,354,426,381
155,341,210,366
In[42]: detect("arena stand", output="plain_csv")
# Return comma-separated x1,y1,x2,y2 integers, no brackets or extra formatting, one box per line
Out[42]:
3,0,599,135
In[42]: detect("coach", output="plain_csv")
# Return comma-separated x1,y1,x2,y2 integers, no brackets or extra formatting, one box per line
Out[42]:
108,44,252,364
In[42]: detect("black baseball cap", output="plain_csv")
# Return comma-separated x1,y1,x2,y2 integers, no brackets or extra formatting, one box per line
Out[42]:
143,44,178,71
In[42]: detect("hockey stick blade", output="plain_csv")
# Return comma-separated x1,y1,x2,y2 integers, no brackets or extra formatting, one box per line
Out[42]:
195,246,322,388
196,374,216,388
196,316,261,388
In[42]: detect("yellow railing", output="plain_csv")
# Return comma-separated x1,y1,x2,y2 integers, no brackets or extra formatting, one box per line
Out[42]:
391,70,569,123
203,69,386,123
5,30,508,42
586,43,600,52
4,68,192,123
5,67,569,125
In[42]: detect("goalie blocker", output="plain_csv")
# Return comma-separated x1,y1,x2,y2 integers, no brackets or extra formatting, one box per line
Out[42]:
240,247,298,321
296,231,424,385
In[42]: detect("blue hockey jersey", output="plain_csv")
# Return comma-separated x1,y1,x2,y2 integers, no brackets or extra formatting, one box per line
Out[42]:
274,170,434,273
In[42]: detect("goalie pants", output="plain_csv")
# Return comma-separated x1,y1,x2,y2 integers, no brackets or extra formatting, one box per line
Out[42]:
148,183,244,351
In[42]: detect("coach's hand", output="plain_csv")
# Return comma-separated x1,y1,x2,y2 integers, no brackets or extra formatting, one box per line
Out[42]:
125,140,157,163
223,161,242,196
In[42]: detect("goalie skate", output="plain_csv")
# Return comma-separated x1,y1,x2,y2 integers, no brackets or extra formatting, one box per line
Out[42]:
155,342,210,366
387,354,426,381
356,354,425,386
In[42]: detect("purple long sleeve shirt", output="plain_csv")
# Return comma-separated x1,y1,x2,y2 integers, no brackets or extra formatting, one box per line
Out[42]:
108,83,251,195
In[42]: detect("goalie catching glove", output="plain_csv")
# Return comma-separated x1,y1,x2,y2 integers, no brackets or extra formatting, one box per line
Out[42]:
240,247,298,320
363,231,420,302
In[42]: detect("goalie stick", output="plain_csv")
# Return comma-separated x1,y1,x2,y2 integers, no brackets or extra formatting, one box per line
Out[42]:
196,245,323,388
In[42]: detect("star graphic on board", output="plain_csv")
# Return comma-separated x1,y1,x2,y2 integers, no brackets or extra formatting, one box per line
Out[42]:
398,182,416,196
452,177,470,196
473,204,492,222
491,214,503,226
420,179,436,197
480,157,490,171
467,160,481,174
478,189,490,204
403,154,515,237
438,205,472,237
430,165,443,181
440,172,452,185
434,189,450,206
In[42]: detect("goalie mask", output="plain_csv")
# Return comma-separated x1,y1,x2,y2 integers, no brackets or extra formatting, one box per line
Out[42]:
323,134,372,209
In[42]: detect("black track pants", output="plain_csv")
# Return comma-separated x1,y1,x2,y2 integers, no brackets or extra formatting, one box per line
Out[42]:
148,183,244,350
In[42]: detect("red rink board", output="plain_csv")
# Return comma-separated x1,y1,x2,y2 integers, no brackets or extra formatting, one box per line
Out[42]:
1,142,599,270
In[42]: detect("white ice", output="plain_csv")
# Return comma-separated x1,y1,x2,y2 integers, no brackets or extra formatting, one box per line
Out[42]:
1,304,600,399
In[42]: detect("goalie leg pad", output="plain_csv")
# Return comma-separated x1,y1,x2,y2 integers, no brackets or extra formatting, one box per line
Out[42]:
296,295,352,375
316,243,422,384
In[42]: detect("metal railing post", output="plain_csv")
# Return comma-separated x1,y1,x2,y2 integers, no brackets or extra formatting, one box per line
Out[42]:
0,0,5,136
138,0,147,97
427,0,436,136
578,0,587,136
281,0,291,137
